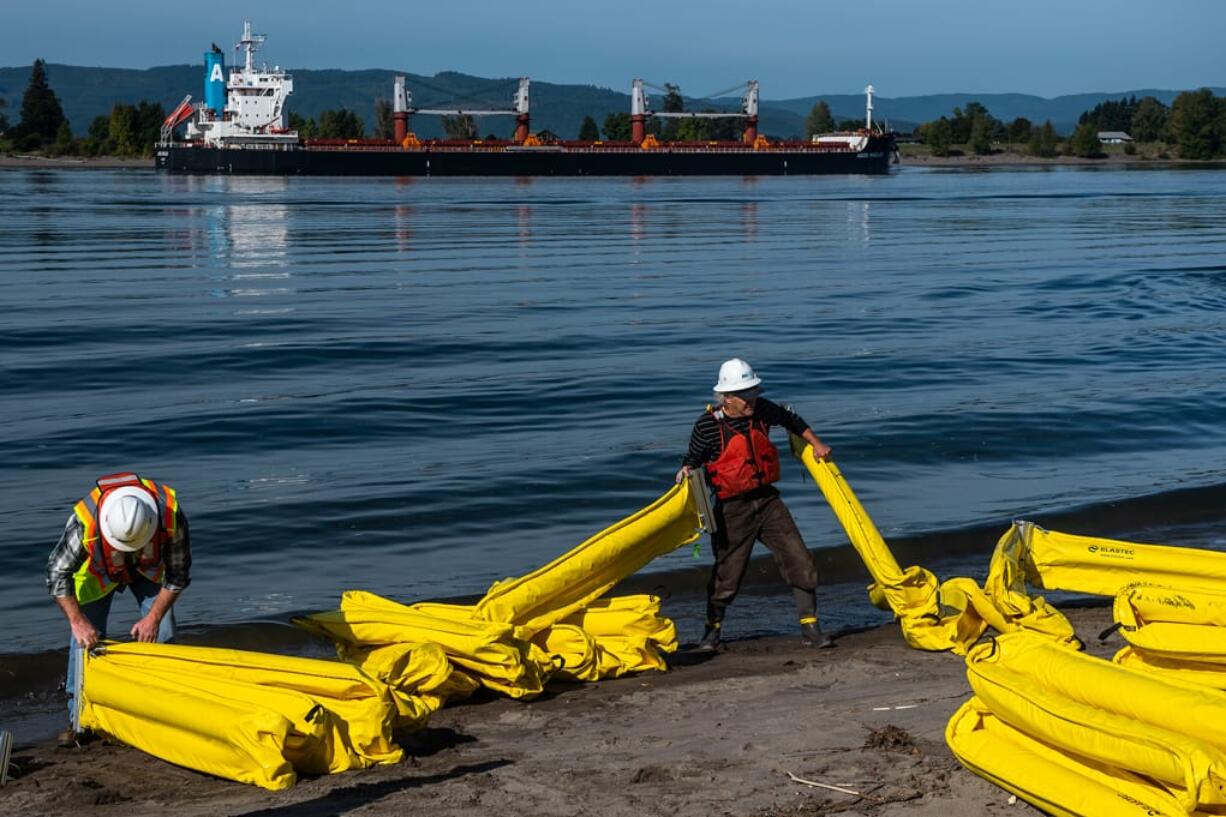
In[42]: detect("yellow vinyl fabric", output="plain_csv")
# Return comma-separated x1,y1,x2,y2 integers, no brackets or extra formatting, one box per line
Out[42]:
90,642,402,768
1115,647,1226,690
81,645,339,789
951,632,1226,814
1013,521,1226,597
297,590,548,699
946,698,1210,817
473,482,702,637
333,641,476,729
981,523,1079,646
1113,585,1226,664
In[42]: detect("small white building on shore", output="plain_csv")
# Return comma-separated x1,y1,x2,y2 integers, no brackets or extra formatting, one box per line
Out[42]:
1098,131,1134,144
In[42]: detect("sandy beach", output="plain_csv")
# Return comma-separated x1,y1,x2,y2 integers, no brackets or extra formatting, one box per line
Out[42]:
0,604,1116,816
0,154,151,169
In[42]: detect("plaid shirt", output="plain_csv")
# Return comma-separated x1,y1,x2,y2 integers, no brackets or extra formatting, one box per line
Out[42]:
46,508,192,598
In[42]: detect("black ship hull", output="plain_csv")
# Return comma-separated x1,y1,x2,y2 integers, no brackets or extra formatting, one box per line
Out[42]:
156,137,895,176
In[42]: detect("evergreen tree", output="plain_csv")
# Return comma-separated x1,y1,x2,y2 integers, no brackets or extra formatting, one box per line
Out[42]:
14,58,67,147
288,112,317,139
577,115,600,140
805,101,834,138
602,111,631,141
109,104,139,156
1168,89,1221,159
969,116,992,155
84,114,112,155
660,83,684,141
373,98,393,140
1130,96,1168,142
319,108,365,139
50,120,74,156
1068,122,1103,158
0,97,9,133
1007,117,1033,145
1029,120,1059,158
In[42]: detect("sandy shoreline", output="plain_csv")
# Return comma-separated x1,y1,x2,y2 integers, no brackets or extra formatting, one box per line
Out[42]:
0,154,151,169
0,605,1116,816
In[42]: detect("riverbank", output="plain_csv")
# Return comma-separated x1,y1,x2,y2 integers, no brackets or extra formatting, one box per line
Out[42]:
0,154,150,169
0,605,1117,816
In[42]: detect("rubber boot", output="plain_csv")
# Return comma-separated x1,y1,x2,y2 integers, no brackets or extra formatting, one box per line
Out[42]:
799,618,835,648
696,621,722,652
793,588,835,648
696,604,724,652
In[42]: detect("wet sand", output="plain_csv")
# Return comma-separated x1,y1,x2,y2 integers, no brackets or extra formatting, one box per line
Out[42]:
0,605,1116,816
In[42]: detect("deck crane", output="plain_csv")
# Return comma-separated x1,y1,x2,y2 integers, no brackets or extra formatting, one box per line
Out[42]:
393,76,532,144
630,80,760,144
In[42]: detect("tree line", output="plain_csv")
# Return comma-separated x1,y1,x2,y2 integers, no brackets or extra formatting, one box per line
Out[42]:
5,58,1226,158
903,90,1226,160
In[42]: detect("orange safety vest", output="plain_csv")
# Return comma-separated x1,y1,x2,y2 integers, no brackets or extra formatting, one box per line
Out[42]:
71,472,177,605
705,410,781,500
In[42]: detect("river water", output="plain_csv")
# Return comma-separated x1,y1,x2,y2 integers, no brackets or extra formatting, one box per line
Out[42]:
3,165,1226,697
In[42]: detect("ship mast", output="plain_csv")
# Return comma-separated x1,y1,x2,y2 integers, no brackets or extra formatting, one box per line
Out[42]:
865,84,874,131
238,20,266,75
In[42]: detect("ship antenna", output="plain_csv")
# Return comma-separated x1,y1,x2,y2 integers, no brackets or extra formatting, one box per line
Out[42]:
239,20,266,74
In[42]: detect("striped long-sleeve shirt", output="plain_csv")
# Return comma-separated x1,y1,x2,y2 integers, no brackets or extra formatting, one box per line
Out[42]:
681,397,813,469
46,509,192,599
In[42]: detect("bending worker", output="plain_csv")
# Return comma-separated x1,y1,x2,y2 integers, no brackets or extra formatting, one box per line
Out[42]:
676,359,833,652
46,472,192,733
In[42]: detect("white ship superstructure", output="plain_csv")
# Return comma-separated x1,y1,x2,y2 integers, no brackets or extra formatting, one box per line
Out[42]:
185,21,297,147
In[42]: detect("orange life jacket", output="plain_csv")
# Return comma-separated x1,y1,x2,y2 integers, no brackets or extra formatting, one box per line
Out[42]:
706,410,781,500
72,472,177,604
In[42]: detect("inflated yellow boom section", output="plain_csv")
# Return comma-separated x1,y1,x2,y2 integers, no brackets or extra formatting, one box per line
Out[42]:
79,642,408,790
791,439,1075,653
949,632,1226,816
474,480,702,636
81,482,699,787
1013,521,1226,597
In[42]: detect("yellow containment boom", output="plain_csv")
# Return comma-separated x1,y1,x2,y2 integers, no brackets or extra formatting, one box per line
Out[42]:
1004,520,1226,598
790,438,1075,653
949,631,1226,816
297,590,550,699
474,479,704,636
1112,585,1226,689
79,641,405,790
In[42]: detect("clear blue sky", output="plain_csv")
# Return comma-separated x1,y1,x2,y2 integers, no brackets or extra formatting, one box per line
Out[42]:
3,0,1221,99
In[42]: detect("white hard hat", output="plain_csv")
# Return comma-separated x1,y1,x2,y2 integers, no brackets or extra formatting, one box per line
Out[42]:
99,486,159,553
714,358,762,393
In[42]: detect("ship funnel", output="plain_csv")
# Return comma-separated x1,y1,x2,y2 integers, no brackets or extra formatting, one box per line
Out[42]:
865,84,874,131
204,50,226,115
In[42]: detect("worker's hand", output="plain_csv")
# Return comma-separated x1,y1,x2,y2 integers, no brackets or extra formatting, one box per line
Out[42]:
675,465,691,484
69,617,99,650
812,442,832,460
130,613,162,643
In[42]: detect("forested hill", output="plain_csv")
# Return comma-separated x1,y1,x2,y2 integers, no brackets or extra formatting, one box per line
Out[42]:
1,62,1222,139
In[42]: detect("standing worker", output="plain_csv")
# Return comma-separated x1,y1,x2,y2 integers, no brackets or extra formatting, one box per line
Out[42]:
46,472,192,742
676,359,834,652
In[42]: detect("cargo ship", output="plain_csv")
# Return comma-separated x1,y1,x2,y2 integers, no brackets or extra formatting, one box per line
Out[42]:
156,22,896,176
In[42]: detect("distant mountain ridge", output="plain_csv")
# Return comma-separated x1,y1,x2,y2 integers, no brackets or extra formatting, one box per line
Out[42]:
1,63,1221,139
